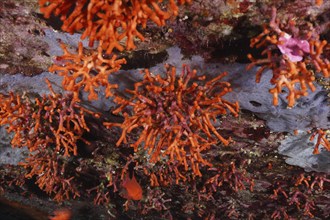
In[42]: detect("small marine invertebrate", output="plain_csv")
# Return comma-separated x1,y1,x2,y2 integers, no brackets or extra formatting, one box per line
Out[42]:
39,0,192,53
105,64,239,177
276,33,310,62
247,7,330,107
49,42,126,101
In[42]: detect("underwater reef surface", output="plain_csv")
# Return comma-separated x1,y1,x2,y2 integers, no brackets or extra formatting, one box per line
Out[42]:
0,0,329,219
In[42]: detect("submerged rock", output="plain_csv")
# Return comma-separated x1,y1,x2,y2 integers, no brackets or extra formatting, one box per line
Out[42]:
279,131,330,173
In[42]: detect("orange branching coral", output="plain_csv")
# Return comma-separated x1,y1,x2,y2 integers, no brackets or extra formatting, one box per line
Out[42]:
104,64,239,177
0,79,95,157
0,80,98,200
49,42,126,101
39,0,191,53
247,8,330,107
143,161,189,186
310,129,330,154
20,150,80,202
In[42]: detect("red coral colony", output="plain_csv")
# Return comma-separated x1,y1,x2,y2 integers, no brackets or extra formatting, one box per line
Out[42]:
0,0,329,219
104,64,239,179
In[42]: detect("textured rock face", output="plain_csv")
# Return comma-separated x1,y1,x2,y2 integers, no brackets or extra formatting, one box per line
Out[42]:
0,0,50,75
279,131,330,173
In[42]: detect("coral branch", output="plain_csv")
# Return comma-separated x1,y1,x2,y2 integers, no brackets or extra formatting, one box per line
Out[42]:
49,42,126,101
309,128,330,154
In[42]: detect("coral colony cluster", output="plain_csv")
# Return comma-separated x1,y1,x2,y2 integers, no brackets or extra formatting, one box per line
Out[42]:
104,64,239,178
246,7,330,154
39,0,192,53
247,7,329,108
0,80,97,201
0,0,329,219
